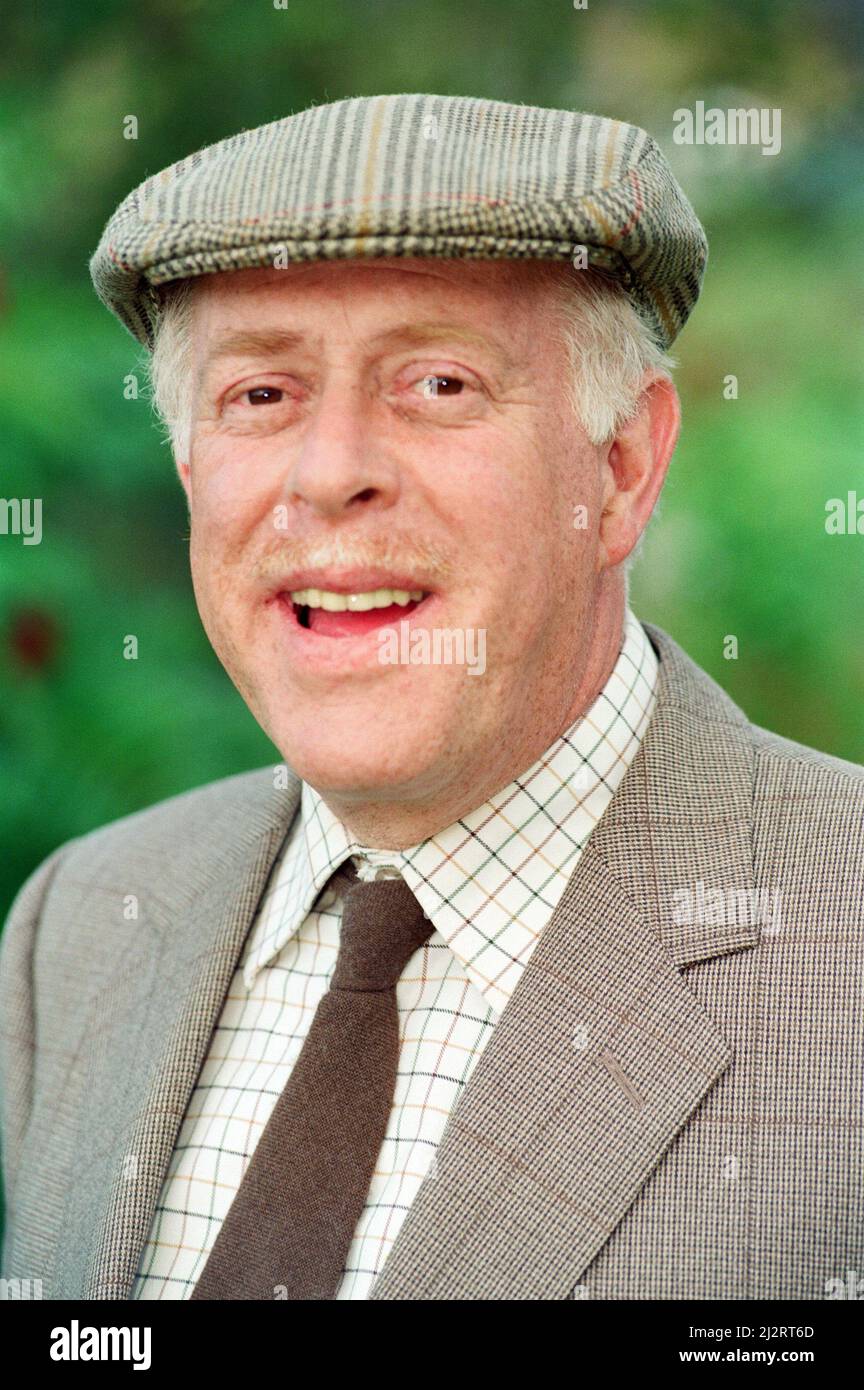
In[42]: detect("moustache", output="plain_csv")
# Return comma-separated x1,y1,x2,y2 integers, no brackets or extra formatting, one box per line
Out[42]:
249,532,456,589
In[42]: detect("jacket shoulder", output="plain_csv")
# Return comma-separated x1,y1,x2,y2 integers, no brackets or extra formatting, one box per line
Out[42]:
750,720,864,797
748,723,864,932
645,619,864,794
644,620,863,899
80,763,283,843
12,764,295,905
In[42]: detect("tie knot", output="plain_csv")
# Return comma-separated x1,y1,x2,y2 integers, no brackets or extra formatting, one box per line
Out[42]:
330,867,434,992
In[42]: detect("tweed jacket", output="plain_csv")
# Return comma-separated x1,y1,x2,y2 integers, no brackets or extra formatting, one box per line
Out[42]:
1,622,862,1300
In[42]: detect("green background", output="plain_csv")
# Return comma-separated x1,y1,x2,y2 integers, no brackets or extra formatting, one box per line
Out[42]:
1,0,862,930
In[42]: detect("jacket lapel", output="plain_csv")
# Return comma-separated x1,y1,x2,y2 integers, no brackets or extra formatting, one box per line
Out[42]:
370,623,759,1299
65,771,301,1300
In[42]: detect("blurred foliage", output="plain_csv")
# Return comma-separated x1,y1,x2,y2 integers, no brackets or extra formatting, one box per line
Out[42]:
0,0,862,933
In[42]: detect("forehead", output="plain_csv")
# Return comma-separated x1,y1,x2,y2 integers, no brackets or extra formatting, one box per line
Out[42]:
189,256,567,326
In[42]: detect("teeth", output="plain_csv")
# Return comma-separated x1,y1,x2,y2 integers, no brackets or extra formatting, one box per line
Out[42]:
290,587,425,611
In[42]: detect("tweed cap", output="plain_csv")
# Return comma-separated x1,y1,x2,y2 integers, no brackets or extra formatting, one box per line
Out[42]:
89,92,707,352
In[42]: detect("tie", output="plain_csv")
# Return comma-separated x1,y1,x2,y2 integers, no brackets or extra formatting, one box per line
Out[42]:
190,861,435,1300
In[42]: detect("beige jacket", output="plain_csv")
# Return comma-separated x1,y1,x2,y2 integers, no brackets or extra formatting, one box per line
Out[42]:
1,623,862,1299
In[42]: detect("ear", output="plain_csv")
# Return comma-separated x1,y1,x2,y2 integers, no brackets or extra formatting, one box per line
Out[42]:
175,452,192,505
597,372,680,570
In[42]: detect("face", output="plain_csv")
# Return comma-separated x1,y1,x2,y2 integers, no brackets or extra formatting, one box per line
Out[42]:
177,258,652,834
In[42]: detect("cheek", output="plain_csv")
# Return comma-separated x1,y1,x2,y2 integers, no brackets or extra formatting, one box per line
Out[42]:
188,443,275,567
450,439,581,598
194,474,260,533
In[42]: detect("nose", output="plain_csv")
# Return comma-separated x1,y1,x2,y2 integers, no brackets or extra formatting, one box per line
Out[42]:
282,375,401,520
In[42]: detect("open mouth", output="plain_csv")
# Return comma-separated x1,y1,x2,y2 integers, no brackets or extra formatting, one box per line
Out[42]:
286,586,430,639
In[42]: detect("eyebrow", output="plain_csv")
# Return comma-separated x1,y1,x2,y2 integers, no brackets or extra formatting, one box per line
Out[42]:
198,320,516,376
367,321,515,364
199,328,305,375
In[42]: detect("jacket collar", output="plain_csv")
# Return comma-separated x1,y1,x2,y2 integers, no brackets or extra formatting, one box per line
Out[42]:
602,620,758,969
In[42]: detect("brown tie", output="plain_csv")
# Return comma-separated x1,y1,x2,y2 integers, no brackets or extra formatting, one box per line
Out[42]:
190,861,435,1300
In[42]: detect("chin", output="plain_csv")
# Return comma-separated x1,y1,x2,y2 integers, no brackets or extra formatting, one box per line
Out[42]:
271,708,448,802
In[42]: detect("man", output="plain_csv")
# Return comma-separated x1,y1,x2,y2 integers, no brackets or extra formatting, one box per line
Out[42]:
1,94,862,1301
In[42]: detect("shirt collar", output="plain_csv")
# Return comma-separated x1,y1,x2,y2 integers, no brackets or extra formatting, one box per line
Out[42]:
243,607,658,1012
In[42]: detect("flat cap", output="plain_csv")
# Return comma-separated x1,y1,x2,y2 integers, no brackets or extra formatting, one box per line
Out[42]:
90,93,707,351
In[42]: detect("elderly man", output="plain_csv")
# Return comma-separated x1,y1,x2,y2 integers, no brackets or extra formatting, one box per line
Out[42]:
1,94,862,1303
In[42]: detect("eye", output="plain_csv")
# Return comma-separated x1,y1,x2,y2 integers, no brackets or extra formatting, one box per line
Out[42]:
246,386,284,405
413,374,465,399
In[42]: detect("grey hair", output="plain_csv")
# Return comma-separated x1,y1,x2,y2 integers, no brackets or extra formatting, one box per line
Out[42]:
147,277,198,457
535,262,676,443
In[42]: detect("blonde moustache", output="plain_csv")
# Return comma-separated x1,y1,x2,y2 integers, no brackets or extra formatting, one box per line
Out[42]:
252,533,455,587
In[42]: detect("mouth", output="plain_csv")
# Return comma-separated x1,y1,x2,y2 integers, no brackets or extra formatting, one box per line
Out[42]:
275,579,433,639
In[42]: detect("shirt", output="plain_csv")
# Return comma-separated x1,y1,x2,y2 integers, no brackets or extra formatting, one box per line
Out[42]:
132,606,658,1299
